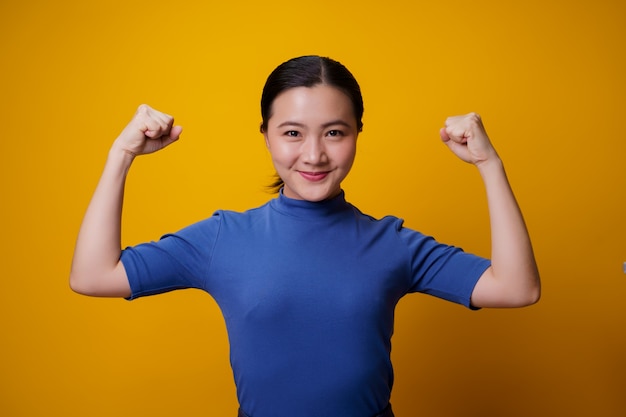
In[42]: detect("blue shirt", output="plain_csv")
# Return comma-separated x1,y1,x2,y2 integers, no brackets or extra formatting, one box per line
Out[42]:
121,191,490,417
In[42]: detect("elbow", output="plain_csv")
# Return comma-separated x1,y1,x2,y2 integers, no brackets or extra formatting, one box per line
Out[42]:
68,268,103,297
69,271,92,296
529,281,542,305
523,270,542,306
512,275,542,307
505,265,542,307
492,288,540,309
520,285,541,307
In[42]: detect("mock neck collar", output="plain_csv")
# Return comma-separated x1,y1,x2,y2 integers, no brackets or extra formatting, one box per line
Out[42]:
270,189,351,219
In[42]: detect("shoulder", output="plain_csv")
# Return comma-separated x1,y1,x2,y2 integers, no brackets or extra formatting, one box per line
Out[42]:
354,206,438,250
207,200,274,229
162,201,271,239
346,204,430,250
348,203,408,231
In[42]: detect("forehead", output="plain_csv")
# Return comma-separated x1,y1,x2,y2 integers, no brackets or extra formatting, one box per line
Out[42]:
269,85,355,125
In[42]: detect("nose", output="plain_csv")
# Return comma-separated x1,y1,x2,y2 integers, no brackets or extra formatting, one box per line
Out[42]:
301,136,328,165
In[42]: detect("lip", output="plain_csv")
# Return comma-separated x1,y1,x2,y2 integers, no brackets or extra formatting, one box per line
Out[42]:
298,171,330,181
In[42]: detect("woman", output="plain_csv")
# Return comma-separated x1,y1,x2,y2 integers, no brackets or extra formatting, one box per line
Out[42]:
70,55,540,417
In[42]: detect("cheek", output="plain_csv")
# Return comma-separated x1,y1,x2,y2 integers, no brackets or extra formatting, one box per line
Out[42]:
268,141,296,166
338,142,357,166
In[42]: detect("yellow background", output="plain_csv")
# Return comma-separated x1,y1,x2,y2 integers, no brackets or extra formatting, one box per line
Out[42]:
1,0,625,416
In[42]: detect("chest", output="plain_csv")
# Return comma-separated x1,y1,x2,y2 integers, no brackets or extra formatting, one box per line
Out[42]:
207,217,409,324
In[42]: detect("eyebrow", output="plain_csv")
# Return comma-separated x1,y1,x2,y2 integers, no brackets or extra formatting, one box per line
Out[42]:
276,120,353,129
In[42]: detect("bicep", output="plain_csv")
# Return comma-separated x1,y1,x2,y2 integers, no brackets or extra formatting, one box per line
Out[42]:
70,261,131,298
470,266,536,308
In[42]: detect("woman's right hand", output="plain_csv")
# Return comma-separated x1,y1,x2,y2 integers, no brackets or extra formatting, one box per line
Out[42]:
112,104,183,157
69,104,182,297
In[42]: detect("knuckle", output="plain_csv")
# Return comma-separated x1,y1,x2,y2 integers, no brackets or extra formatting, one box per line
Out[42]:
137,104,150,114
468,112,481,122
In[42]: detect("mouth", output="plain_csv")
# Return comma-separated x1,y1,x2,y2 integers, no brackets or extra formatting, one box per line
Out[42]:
298,171,330,182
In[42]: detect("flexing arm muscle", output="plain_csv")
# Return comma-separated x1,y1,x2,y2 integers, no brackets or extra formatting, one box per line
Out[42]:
69,105,182,297
440,113,540,308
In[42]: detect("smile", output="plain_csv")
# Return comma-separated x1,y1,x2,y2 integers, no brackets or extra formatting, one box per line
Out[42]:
298,171,330,181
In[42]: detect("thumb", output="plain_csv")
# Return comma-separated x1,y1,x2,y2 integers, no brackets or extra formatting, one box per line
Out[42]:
169,125,183,141
160,125,183,148
439,127,451,142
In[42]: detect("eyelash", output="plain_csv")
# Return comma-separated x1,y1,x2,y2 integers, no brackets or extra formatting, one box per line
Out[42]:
283,130,344,138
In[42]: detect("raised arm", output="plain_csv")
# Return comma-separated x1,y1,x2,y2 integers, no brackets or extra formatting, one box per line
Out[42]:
440,113,540,308
69,104,182,297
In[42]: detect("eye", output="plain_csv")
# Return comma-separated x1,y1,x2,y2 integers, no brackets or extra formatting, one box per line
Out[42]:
285,130,300,137
326,129,344,137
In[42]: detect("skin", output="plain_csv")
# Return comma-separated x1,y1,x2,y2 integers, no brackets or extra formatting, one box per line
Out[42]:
439,113,540,307
70,92,540,308
263,85,358,202
69,104,180,298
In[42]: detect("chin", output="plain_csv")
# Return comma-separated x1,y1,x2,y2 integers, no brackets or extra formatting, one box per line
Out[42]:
285,185,340,202
305,193,333,202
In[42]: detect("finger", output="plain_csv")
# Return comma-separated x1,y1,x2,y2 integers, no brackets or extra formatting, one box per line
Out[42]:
445,125,469,144
133,104,172,137
157,126,183,149
143,119,168,138
154,111,175,131
143,115,176,139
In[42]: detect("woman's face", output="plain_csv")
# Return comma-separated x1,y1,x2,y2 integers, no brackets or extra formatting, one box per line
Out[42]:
263,84,358,202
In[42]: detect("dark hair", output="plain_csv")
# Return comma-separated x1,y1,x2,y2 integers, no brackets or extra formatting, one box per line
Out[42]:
260,56,364,192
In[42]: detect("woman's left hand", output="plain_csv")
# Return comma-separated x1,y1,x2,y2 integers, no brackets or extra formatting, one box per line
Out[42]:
440,113,541,308
439,113,499,166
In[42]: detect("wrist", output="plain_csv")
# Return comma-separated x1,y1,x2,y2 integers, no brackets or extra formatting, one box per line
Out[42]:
476,156,507,185
107,144,136,173
476,155,503,174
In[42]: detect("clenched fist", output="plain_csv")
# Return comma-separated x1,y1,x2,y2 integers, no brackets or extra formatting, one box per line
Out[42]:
439,113,499,166
113,104,183,158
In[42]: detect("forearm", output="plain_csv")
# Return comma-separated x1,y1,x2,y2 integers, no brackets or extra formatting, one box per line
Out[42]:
476,158,540,306
69,147,134,296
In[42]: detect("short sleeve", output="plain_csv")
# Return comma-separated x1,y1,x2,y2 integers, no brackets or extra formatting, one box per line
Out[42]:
397,226,491,309
120,213,222,300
